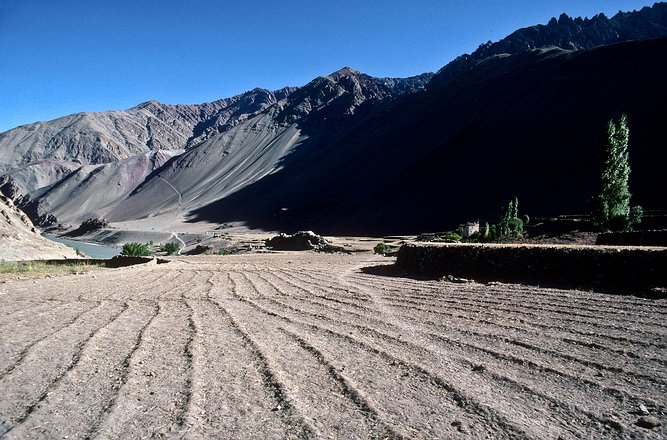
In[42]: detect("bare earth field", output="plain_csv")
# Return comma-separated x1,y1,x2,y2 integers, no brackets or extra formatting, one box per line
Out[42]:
1,252,665,439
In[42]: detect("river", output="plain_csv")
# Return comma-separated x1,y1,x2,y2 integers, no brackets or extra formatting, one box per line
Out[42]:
43,234,121,259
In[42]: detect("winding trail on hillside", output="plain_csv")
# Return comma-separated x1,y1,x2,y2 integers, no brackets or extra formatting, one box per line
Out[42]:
158,176,182,207
0,253,665,439
171,232,186,250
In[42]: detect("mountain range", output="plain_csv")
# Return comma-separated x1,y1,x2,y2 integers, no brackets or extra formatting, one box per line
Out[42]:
1,3,666,235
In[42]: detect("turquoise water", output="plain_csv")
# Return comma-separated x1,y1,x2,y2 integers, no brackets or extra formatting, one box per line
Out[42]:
43,234,121,259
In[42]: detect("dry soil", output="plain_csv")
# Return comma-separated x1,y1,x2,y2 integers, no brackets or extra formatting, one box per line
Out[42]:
1,253,665,439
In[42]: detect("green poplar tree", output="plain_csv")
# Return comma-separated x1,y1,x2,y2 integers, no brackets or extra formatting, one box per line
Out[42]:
592,114,641,231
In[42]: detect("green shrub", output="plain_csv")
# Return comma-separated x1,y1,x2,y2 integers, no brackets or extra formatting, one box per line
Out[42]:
160,242,180,255
417,232,463,243
440,231,462,242
494,197,528,240
629,205,643,229
592,115,643,231
482,222,491,242
507,217,524,233
121,242,151,257
374,243,392,255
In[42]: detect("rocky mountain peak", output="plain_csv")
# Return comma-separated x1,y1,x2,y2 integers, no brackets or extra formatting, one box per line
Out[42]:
276,68,432,124
326,66,361,81
185,88,286,147
133,99,162,110
429,2,667,89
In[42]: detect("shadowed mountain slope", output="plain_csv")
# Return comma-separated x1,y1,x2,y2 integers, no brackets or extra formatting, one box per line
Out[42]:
105,69,433,223
188,39,667,234
0,69,431,225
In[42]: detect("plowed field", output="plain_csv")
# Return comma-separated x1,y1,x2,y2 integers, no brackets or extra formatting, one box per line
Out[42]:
1,253,665,439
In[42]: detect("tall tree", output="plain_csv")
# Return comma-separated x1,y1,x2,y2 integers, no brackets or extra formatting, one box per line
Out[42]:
592,114,638,231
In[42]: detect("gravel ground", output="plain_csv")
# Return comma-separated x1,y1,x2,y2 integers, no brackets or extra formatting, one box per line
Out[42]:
1,253,665,439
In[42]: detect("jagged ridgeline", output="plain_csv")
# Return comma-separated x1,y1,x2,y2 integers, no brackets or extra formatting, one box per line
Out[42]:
1,3,666,234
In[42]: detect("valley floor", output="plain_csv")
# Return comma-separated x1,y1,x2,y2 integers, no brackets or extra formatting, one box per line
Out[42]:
0,253,665,439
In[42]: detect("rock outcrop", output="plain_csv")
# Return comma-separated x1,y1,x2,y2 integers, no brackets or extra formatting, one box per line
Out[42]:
0,195,78,261
265,231,330,251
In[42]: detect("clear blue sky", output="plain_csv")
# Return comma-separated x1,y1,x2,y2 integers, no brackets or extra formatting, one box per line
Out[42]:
0,0,656,132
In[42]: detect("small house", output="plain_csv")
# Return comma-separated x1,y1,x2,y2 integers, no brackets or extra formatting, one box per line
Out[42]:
461,222,480,238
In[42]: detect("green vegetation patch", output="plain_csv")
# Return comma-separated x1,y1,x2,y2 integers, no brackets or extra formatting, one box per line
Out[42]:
416,232,462,243
591,114,643,232
374,243,392,255
0,260,105,280
121,242,151,257
160,242,180,255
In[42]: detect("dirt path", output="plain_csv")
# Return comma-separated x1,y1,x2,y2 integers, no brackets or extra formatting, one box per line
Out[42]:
157,176,183,207
1,253,665,439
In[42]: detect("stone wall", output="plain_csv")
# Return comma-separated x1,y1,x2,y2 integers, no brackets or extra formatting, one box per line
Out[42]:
395,243,667,292
596,230,667,247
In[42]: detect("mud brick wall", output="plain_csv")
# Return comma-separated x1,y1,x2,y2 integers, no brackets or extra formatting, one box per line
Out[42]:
395,243,667,291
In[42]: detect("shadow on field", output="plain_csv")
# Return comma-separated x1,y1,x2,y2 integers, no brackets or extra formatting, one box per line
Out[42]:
359,263,667,300
360,264,437,281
